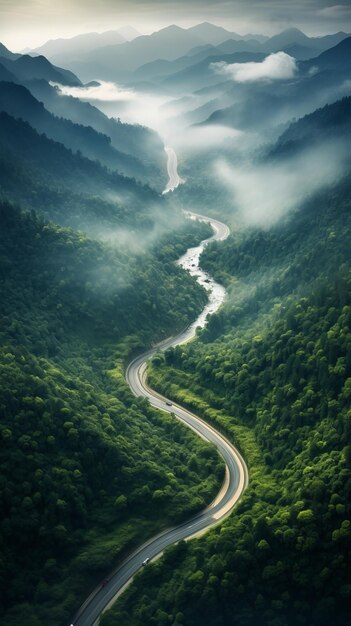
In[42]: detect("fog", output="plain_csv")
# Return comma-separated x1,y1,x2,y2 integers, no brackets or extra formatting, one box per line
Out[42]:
55,81,171,135
173,125,243,151
215,140,349,227
54,37,351,240
56,81,137,102
55,80,249,153
89,199,187,254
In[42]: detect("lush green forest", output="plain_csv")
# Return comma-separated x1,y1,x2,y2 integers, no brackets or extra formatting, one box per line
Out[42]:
0,112,168,236
0,54,231,624
0,80,166,185
0,199,225,626
101,163,351,625
1,26,351,626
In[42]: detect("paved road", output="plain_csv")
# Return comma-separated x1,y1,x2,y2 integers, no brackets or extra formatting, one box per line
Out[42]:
71,213,248,626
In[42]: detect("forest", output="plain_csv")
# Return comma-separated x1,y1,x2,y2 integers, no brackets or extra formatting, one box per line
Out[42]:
1,17,351,626
0,127,226,626
101,148,351,625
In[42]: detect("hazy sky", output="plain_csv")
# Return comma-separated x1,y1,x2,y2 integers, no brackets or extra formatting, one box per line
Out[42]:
1,0,351,50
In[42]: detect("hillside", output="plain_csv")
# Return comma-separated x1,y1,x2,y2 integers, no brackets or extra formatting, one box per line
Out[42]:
303,36,351,71
0,112,164,235
0,48,166,186
1,17,351,626
25,80,166,186
36,24,350,83
132,30,351,87
0,42,21,60
102,107,351,626
0,52,81,85
0,82,152,180
0,199,224,626
270,97,351,157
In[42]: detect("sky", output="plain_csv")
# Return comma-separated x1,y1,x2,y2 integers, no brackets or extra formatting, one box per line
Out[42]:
1,0,351,51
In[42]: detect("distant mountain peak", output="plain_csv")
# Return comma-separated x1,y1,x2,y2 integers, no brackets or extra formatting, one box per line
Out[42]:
117,25,141,41
268,27,309,43
186,22,243,45
312,34,351,61
158,24,186,34
280,27,306,35
190,21,227,31
17,54,51,66
0,42,20,60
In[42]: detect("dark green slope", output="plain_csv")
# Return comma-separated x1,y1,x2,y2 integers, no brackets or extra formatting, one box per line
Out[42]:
103,112,351,625
0,45,166,186
0,42,20,61
199,39,351,132
0,82,147,178
269,96,351,157
25,80,167,188
0,112,165,236
0,63,17,82
0,200,223,626
0,73,225,625
302,36,351,72
0,51,81,85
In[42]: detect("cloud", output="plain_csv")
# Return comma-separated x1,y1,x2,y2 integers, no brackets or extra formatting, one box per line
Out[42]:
53,80,175,138
211,52,298,83
172,124,243,152
319,4,351,18
215,141,348,227
53,80,137,102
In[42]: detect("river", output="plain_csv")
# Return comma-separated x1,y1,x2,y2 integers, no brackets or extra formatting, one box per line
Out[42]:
162,146,185,194
71,149,247,626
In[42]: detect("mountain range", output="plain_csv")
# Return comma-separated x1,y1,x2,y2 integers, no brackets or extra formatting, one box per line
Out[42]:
0,42,166,186
27,24,351,82
0,48,81,86
133,27,350,88
28,27,141,65
1,18,351,626
162,36,351,135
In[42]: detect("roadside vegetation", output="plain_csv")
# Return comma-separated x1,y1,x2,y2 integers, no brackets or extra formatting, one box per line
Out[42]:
0,199,226,626
100,170,351,626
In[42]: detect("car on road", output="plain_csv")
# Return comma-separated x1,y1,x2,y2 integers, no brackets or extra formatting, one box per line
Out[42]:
142,557,150,566
166,401,172,406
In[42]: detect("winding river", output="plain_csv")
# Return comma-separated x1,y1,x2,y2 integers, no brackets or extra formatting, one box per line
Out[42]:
72,151,248,626
162,147,185,194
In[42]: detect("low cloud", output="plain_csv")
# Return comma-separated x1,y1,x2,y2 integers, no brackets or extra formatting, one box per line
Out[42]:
319,4,351,18
53,79,173,137
172,124,243,152
211,52,297,83
215,141,348,228
53,80,137,102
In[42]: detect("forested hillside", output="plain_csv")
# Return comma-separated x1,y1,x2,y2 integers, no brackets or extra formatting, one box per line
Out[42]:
0,40,167,187
102,124,351,625
0,112,169,237
1,16,351,626
0,82,149,178
0,199,225,625
0,46,226,624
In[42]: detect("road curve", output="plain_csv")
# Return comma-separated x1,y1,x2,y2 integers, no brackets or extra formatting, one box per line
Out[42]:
72,213,248,626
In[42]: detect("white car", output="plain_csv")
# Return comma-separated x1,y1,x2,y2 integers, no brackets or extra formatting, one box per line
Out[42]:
142,557,150,566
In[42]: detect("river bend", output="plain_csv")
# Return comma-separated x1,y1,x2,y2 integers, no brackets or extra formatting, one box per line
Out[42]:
72,156,247,626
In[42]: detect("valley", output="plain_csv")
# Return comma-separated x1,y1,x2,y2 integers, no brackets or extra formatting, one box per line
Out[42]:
0,11,351,626
73,207,248,626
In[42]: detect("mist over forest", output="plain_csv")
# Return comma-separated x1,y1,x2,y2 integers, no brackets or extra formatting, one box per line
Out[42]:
0,5,350,626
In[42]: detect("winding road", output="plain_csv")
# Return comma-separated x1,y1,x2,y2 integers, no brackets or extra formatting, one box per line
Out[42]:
71,174,248,626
